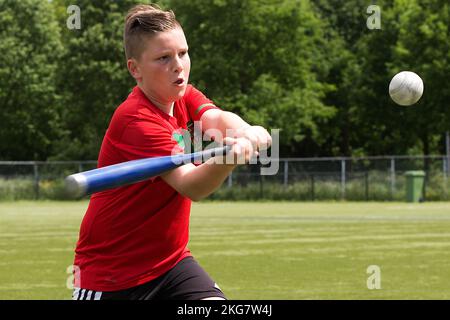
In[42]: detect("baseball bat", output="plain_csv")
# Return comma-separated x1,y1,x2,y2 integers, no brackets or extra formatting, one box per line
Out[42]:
65,145,232,197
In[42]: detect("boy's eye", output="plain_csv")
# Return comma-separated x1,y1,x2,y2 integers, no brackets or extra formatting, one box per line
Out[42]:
158,55,169,61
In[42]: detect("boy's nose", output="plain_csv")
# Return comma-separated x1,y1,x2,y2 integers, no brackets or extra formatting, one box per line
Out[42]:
173,56,184,73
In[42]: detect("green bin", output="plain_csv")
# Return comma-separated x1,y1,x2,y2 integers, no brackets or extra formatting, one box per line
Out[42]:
404,171,426,202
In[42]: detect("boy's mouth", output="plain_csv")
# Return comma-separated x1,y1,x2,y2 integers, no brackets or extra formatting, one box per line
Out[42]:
174,78,184,86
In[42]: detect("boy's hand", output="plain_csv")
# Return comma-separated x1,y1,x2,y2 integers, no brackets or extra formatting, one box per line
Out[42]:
223,137,258,165
236,126,272,153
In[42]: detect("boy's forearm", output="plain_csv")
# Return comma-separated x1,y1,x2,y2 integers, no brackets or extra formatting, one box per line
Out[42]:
219,111,251,135
161,158,237,202
203,110,250,138
182,159,236,201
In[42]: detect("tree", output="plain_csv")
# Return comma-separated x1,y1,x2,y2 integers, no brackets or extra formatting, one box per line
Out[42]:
353,0,450,156
313,0,395,157
389,0,450,156
314,0,449,157
0,0,63,160
53,0,166,160
171,0,336,156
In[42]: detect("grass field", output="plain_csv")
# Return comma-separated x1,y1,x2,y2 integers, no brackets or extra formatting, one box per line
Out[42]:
1,201,450,300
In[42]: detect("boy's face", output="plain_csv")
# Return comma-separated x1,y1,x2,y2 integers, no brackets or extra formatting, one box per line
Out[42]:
128,26,190,107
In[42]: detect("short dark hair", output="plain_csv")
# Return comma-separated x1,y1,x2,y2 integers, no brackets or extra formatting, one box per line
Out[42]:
124,4,181,60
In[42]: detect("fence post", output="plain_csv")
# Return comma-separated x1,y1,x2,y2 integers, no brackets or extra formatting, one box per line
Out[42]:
390,158,396,199
446,131,450,178
444,157,447,176
341,159,346,200
365,172,369,201
260,174,264,199
311,174,315,201
33,163,40,200
284,161,288,188
445,132,450,199
227,172,232,188
443,157,448,198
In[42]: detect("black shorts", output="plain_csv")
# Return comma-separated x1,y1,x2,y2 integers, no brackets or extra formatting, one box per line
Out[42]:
73,256,226,300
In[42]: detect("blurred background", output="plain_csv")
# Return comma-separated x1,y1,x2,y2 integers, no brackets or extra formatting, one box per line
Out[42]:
0,0,449,201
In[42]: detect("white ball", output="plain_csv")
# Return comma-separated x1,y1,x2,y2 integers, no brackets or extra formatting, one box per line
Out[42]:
389,71,424,106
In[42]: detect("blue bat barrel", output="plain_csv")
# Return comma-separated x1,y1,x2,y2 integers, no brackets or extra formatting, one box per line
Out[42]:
65,145,231,197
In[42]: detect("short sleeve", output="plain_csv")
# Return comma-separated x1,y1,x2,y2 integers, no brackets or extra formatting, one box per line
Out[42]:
184,85,222,122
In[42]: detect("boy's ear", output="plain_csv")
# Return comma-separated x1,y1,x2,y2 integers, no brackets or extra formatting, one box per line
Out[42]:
127,58,141,81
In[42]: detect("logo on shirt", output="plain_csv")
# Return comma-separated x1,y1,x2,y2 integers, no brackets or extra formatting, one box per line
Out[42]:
173,123,197,153
173,132,186,150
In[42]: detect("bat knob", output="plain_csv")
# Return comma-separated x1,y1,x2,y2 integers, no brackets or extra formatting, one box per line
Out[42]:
65,174,88,198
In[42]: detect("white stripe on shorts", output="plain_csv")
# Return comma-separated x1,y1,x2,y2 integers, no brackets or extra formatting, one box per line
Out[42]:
73,287,102,300
72,287,80,300
94,291,102,300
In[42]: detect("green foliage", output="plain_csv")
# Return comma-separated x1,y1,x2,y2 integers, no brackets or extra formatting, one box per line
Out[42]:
347,0,450,156
0,0,449,160
0,178,36,201
171,0,336,155
53,0,146,160
312,0,366,156
201,171,450,201
243,74,336,146
389,0,450,152
0,166,448,201
0,0,63,160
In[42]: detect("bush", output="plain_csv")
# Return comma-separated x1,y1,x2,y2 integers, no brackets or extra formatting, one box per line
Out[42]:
0,178,36,201
208,171,450,202
0,171,449,201
0,178,71,201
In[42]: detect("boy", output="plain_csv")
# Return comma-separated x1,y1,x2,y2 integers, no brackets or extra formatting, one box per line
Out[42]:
72,4,271,300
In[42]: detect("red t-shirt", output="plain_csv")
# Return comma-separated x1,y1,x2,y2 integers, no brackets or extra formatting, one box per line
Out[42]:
74,85,219,292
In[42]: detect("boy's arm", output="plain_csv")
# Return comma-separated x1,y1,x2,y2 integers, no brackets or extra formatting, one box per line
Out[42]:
199,109,272,151
161,108,272,201
160,137,253,201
